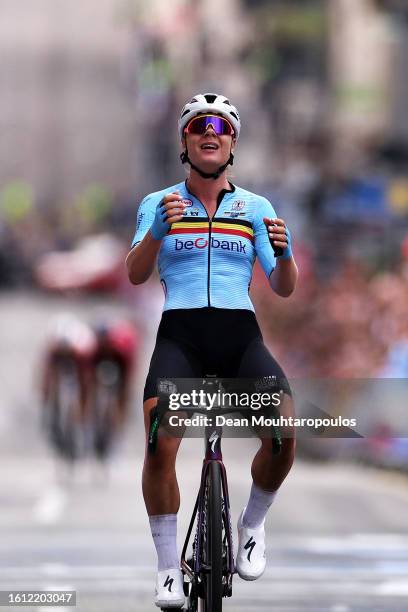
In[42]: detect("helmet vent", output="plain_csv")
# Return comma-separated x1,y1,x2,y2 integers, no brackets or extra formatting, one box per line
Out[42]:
204,94,217,104
190,97,198,103
230,111,239,120
181,109,190,118
224,99,231,105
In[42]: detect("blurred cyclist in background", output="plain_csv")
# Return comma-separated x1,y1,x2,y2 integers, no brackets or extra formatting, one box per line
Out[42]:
42,313,96,424
41,313,97,459
41,313,138,460
91,318,138,430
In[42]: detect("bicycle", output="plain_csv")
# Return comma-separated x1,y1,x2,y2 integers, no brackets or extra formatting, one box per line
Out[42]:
42,350,129,463
92,357,123,459
148,377,282,611
180,421,233,612
43,353,84,461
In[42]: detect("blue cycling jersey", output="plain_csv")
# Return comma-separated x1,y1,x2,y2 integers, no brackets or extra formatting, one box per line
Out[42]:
131,181,278,312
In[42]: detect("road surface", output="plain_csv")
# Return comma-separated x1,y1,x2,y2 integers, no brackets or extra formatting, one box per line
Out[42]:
0,291,407,611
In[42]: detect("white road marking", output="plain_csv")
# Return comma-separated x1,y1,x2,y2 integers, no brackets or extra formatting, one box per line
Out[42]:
294,533,408,554
41,563,71,577
32,486,68,525
375,580,408,596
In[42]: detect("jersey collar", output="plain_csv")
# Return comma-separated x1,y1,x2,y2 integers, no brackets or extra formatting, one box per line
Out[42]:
184,180,235,212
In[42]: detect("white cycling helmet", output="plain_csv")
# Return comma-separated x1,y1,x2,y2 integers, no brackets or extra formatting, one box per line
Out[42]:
178,93,241,140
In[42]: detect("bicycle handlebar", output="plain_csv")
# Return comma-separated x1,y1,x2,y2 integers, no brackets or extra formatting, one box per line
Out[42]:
147,401,282,455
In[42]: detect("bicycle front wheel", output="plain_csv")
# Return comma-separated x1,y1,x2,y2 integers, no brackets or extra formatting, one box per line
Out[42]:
202,460,223,612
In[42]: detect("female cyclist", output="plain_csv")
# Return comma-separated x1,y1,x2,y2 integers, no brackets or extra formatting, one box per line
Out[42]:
126,93,298,608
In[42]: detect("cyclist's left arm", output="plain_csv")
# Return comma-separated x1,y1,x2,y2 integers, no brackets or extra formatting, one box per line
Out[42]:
253,197,298,298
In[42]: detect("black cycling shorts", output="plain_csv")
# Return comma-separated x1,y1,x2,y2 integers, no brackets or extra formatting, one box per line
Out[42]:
143,308,291,402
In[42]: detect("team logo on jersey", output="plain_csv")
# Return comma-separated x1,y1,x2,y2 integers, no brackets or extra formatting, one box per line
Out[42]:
185,207,200,216
181,199,193,207
175,237,247,253
224,200,246,218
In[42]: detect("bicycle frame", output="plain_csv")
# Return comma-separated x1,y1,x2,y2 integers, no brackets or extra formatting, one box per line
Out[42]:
148,376,283,609
181,424,235,597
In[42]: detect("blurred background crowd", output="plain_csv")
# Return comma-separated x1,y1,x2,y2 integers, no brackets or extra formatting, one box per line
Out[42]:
1,0,408,380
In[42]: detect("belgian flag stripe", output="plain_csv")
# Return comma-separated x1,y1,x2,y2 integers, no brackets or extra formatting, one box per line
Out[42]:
213,217,253,229
212,222,253,235
169,226,209,235
212,227,254,242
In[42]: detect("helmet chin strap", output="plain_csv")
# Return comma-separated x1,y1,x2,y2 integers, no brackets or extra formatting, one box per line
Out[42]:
180,146,234,180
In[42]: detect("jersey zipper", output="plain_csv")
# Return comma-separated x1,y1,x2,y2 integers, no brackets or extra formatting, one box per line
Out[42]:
184,180,235,308
204,195,232,307
184,195,213,307
207,219,212,307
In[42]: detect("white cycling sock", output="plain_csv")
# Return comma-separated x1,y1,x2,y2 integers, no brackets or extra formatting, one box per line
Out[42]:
242,482,277,529
149,514,180,571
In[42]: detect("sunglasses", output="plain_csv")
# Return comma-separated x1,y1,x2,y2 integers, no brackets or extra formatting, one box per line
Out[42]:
184,114,235,136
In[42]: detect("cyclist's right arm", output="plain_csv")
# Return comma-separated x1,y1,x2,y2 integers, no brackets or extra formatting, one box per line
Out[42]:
126,191,186,285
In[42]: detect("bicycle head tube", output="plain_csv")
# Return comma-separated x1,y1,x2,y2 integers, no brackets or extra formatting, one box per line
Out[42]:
204,425,223,460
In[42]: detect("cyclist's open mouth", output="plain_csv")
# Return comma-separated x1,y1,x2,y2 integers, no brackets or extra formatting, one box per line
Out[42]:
201,143,219,150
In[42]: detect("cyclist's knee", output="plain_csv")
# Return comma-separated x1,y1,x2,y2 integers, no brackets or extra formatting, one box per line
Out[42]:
144,440,180,479
143,397,183,457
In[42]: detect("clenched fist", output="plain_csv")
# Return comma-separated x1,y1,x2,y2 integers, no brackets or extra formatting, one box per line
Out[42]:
150,191,187,240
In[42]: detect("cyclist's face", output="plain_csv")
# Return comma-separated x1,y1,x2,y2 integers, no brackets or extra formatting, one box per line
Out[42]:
182,124,235,172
